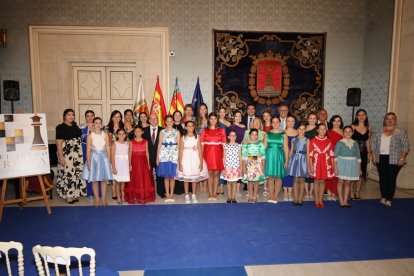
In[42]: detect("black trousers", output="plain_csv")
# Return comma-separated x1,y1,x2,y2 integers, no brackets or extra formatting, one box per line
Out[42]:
152,165,165,198
377,155,401,201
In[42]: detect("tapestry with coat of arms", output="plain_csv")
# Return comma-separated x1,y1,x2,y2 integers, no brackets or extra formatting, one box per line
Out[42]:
213,30,326,121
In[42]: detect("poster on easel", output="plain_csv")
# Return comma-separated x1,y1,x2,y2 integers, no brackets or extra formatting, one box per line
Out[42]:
0,113,50,179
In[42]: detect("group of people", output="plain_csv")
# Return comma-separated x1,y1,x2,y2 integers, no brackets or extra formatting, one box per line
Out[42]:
55,103,410,208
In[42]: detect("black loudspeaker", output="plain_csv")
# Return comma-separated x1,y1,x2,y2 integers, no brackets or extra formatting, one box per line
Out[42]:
346,88,361,106
3,80,20,101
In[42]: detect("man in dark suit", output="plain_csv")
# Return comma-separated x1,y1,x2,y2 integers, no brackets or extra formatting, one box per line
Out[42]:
143,113,165,198
242,103,256,130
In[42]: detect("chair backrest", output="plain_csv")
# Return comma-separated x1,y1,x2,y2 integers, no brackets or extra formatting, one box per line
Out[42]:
32,245,96,276
0,241,24,276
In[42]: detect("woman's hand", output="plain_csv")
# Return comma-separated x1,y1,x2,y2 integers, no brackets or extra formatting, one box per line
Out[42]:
58,157,66,166
112,167,117,174
199,162,203,172
308,164,314,175
398,158,406,167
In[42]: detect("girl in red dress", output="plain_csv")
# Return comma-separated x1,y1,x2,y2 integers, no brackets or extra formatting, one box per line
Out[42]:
326,115,344,201
200,112,226,200
308,123,335,208
126,125,155,204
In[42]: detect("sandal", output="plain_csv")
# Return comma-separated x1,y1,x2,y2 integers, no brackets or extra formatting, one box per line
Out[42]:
248,197,253,203
355,192,362,200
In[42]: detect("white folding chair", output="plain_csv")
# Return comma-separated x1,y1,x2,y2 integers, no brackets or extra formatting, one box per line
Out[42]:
0,241,24,276
32,245,95,276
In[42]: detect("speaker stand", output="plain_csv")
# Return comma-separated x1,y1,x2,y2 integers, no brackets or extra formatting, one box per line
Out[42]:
10,100,14,113
351,106,355,123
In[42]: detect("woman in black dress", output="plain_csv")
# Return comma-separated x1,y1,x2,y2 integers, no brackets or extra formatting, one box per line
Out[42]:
56,109,86,204
351,109,371,200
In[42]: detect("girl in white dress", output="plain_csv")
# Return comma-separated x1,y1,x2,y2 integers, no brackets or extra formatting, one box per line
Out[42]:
176,121,208,204
111,128,130,205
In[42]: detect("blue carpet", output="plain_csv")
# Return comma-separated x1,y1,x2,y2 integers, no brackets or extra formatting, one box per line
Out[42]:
1,199,414,272
144,266,247,276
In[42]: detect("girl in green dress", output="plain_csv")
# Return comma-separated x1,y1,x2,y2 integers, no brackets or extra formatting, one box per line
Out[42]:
265,117,289,203
242,129,266,203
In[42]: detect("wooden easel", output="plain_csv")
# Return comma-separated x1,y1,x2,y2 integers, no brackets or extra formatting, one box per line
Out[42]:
0,175,52,222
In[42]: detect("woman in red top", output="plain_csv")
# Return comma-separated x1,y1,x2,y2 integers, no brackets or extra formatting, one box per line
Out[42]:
308,123,335,208
201,112,226,200
326,115,343,200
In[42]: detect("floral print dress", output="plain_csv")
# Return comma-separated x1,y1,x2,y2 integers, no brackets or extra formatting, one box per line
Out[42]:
242,141,266,184
56,123,86,199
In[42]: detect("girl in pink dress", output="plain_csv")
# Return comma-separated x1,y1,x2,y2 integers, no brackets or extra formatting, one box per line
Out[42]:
308,123,335,208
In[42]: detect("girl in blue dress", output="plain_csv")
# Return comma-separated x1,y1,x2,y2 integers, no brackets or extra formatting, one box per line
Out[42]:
288,123,309,205
82,117,113,207
334,126,361,207
80,110,95,197
157,115,181,203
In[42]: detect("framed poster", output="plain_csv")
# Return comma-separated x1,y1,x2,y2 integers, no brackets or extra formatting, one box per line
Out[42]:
0,113,50,179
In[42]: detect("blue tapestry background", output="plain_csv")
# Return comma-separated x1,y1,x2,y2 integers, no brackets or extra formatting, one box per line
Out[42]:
213,30,326,121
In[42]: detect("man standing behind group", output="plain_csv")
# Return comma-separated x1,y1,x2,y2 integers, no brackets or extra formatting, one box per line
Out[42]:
278,104,290,130
243,104,256,130
143,113,165,198
317,108,329,128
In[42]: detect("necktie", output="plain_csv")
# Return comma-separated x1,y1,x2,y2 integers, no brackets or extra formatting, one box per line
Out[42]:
151,128,156,144
249,117,252,129
281,119,286,130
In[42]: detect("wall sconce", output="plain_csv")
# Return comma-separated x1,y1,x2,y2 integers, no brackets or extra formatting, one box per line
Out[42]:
0,27,7,48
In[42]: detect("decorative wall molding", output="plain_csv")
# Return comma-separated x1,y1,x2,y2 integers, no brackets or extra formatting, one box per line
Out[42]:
28,25,169,137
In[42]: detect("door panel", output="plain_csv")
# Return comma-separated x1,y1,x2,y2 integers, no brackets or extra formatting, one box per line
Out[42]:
73,65,137,125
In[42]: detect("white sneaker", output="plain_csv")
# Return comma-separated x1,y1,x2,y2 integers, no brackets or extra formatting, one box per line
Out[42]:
185,194,191,204
192,194,198,203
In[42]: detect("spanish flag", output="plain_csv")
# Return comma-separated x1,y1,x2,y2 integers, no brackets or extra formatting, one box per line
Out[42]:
150,76,167,127
133,75,149,120
169,77,185,115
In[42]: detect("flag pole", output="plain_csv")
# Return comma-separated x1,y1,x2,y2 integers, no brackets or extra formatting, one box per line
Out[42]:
175,77,178,112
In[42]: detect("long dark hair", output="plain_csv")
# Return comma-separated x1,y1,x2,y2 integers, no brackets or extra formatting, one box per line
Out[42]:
183,120,197,139
207,112,218,129
196,103,208,129
84,110,95,117
62,109,76,125
107,110,124,134
329,115,343,130
352,109,369,127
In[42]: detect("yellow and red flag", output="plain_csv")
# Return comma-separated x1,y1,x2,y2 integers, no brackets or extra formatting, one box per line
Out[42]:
150,76,167,127
169,77,185,115
133,75,149,120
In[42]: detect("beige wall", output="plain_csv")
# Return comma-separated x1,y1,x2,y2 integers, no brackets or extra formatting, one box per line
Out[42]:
389,0,414,188
0,0,393,130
